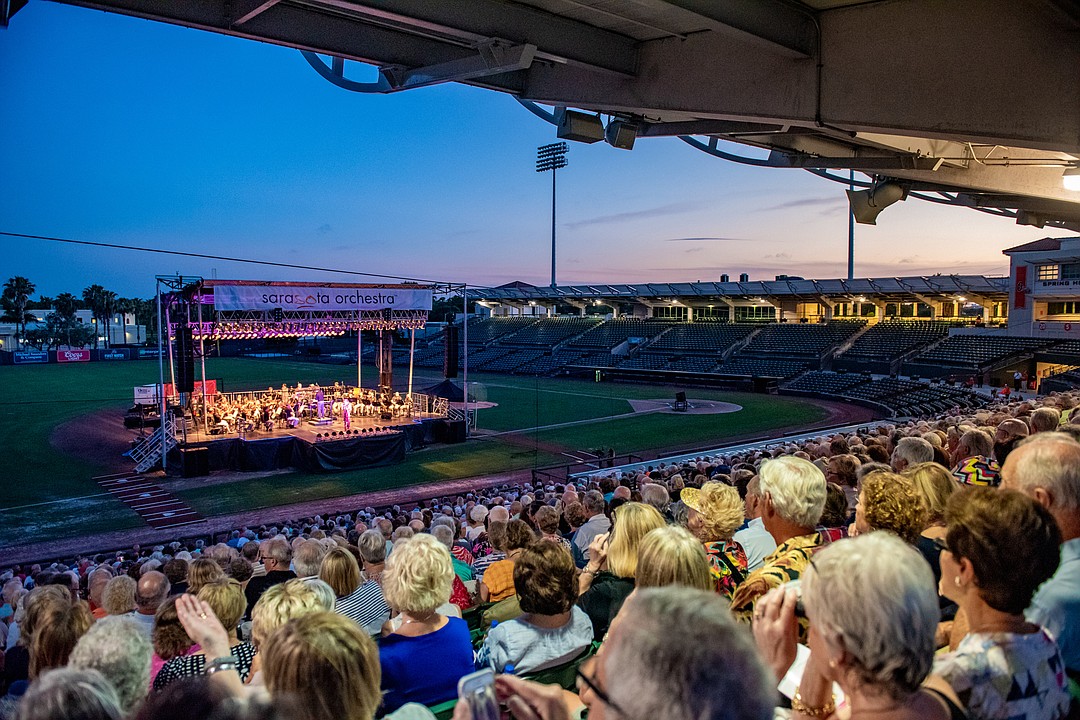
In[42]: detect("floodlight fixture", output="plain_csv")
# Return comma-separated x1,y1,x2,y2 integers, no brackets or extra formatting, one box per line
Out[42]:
537,142,570,287
1064,166,1080,192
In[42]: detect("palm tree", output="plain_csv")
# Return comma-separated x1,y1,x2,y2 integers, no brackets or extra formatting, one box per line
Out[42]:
2,276,36,349
54,293,80,319
82,284,108,349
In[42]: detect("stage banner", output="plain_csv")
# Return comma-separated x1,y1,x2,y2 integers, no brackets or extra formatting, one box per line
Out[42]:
102,349,130,361
57,349,90,363
134,385,159,404
163,379,218,397
213,285,433,311
13,351,48,364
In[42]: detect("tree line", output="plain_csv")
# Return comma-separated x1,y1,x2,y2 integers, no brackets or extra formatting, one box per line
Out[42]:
1,276,158,351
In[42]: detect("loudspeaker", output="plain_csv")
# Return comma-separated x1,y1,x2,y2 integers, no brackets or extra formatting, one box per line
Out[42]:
444,325,459,378
557,110,604,144
175,325,195,394
180,447,209,477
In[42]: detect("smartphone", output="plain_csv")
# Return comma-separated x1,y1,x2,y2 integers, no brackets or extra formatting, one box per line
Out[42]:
457,668,500,720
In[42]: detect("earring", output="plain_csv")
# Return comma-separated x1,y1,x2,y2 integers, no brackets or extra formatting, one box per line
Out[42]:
829,659,838,669
954,576,962,587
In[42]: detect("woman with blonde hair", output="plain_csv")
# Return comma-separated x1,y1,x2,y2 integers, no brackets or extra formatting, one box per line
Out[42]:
635,525,713,592
853,471,927,545
154,578,255,689
319,546,390,635
904,461,959,594
578,502,665,641
264,612,382,720
379,533,473,712
681,482,748,599
186,558,225,595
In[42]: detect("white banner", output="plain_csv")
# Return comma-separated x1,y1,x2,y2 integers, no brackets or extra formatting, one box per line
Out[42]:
213,286,433,311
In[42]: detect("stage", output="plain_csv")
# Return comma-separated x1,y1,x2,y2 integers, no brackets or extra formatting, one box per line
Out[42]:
165,412,460,475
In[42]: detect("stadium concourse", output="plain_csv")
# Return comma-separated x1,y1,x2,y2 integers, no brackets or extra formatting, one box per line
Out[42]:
2,387,1078,719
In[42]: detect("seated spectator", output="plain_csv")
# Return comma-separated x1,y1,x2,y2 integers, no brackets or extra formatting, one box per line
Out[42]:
578,502,665,642
13,668,122,720
732,476,777,572
186,558,224,596
1030,406,1062,434
993,418,1029,465
472,520,507,583
291,540,327,581
480,520,536,603
28,587,92,680
819,480,850,529
477,541,593,674
891,437,935,473
730,456,826,632
753,533,964,720
634,525,712,592
904,461,958,595
3,586,73,694
69,616,152,716
483,587,775,720
379,533,473,712
101,575,136,617
573,491,611,564
357,529,387,585
150,596,196,687
950,429,999,486
155,578,254,689
87,567,113,620
826,453,861,509
933,486,1069,719
426,526,473,611
244,538,294,619
319,546,389,635
1002,433,1080,679
247,579,329,686
533,506,573,554
681,483,748,599
853,471,926,545
130,571,170,638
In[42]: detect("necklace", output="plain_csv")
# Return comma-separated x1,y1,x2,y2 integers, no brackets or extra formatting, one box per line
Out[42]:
400,612,437,625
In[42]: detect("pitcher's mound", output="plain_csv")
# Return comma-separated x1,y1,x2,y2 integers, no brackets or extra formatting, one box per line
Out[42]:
628,399,743,415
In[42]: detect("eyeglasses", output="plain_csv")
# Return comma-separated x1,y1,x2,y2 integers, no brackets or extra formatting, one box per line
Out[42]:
576,667,627,717
932,536,950,554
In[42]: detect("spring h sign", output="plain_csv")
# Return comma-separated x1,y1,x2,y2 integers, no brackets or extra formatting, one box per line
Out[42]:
213,285,433,311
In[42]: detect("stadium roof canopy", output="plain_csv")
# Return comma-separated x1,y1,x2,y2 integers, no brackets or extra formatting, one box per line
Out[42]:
8,0,1079,231
467,275,1009,304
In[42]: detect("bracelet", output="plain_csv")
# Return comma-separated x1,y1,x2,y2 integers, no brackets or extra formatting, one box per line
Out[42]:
791,689,835,718
581,568,598,576
205,656,239,676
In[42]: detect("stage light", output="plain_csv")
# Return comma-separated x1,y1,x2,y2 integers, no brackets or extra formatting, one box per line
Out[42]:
847,182,905,225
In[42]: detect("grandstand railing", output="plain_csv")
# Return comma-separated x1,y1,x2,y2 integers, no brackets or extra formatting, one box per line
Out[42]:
531,452,644,485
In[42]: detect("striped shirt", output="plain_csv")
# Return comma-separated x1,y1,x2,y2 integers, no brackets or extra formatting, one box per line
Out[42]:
472,551,506,583
336,580,391,635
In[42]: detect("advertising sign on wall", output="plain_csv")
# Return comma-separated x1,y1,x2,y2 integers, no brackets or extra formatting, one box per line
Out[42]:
13,351,49,364
102,349,130,361
139,348,164,358
56,349,91,363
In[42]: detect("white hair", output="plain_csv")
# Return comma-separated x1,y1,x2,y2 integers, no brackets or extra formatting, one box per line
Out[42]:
14,668,122,720
604,587,774,720
68,617,151,714
893,437,934,467
301,578,337,611
758,456,826,528
802,533,938,699
1004,433,1080,511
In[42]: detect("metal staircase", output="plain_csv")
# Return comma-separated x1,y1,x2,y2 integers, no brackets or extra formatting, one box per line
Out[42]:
125,413,179,473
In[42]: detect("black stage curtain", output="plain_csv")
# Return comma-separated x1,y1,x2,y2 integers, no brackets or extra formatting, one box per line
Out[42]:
168,433,406,474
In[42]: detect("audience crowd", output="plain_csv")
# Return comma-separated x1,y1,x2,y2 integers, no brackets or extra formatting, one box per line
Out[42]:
2,390,1079,720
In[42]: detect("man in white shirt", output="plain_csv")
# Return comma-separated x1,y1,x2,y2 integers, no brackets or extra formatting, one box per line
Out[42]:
732,476,777,571
130,570,170,637
573,490,612,563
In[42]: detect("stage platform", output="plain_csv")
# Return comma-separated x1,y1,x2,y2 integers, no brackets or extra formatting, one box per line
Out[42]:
165,413,456,474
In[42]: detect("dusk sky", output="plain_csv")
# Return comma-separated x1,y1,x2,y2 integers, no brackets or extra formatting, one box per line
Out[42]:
0,2,1065,300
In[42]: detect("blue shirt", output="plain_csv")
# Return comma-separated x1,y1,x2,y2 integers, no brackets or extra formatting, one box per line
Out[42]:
1026,537,1080,672
379,617,474,712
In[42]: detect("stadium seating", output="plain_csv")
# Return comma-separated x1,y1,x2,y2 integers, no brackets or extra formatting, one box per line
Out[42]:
839,320,950,361
908,334,1051,370
565,318,674,349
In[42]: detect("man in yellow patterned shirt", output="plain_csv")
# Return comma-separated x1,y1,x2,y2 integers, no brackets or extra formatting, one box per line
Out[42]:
729,456,826,640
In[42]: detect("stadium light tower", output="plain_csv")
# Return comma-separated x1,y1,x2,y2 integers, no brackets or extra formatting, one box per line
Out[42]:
536,142,568,288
